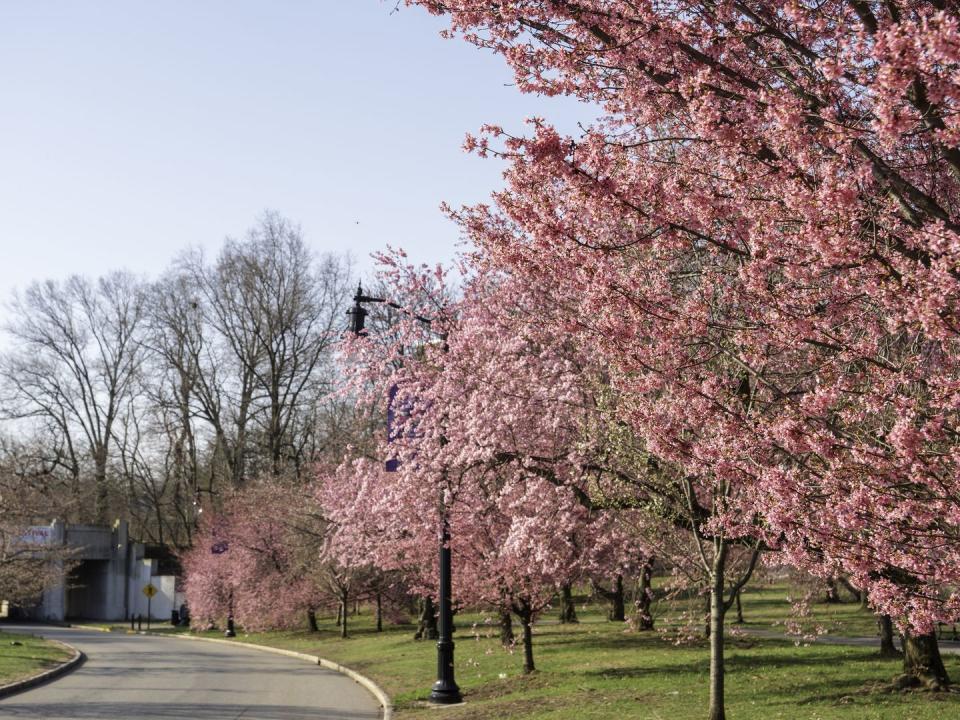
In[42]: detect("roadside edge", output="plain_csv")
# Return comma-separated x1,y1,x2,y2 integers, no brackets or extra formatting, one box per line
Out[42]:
65,623,113,633
0,636,85,700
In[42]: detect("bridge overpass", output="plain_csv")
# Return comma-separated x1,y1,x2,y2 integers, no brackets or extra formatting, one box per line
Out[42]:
24,520,177,622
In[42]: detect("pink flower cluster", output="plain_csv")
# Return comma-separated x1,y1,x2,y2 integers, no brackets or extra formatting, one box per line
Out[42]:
402,0,960,632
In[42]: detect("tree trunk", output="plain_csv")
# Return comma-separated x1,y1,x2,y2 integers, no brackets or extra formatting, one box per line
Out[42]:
901,631,950,690
837,575,863,604
499,607,515,646
307,609,318,633
375,592,383,633
340,591,349,639
708,544,728,720
232,384,252,487
269,382,282,479
734,589,743,625
594,575,626,622
825,576,840,603
704,592,712,638
414,596,438,640
94,447,110,525
878,615,900,658
635,559,654,630
336,603,342,627
515,604,536,674
558,584,578,624
609,575,625,621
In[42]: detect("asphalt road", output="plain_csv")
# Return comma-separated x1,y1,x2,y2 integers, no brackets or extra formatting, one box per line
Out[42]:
0,624,382,720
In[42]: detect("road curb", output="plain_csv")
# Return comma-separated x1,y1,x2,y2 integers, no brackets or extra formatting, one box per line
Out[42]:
0,637,85,700
66,623,113,633
143,631,393,719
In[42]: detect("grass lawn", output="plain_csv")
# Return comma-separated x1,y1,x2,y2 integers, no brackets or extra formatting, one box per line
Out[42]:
136,589,960,720
0,630,72,686
733,583,886,639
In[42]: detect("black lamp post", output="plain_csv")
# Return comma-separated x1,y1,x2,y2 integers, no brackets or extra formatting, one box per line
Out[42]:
211,538,236,638
348,283,462,705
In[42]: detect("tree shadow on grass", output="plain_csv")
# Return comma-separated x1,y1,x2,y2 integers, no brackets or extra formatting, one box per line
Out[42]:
573,647,954,713
786,679,960,706
530,629,669,650
578,644,896,683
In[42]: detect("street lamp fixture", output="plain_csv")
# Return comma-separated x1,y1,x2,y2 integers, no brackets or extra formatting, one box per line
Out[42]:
211,538,236,638
348,283,462,705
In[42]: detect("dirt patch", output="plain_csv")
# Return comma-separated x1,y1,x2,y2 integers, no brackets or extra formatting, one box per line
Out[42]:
463,672,552,701
402,691,591,720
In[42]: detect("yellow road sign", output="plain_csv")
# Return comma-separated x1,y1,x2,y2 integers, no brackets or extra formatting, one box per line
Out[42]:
142,583,158,599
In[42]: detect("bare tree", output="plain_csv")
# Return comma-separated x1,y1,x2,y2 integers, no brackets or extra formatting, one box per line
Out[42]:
0,435,74,604
1,273,147,523
0,213,351,548
178,212,351,485
135,274,209,543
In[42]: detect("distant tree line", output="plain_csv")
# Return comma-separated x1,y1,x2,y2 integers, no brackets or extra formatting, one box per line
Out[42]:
0,212,358,549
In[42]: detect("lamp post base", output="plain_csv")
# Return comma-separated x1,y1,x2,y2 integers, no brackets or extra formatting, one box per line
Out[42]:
431,530,462,705
429,681,463,705
429,637,462,704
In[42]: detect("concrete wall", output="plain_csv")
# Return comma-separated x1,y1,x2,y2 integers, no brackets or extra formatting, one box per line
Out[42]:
128,560,176,621
64,525,113,560
21,520,178,622
37,521,67,622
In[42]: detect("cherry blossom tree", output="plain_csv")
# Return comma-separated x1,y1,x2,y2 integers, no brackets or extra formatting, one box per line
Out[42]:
182,479,336,632
329,253,657,673
405,0,960,706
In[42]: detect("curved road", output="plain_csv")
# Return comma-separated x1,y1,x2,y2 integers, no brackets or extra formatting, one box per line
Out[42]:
0,625,381,720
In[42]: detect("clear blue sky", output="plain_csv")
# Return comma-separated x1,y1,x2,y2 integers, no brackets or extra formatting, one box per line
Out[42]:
0,1,593,316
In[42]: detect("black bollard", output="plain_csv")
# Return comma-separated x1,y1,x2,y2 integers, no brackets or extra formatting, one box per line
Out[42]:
137,614,142,631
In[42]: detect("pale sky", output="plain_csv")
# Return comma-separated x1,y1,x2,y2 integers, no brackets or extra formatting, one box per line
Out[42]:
0,0,593,322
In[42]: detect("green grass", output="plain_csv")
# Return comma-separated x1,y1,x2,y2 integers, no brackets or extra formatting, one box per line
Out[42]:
642,579,922,640
0,631,72,686
133,591,960,720
710,581,960,641
724,583,884,639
